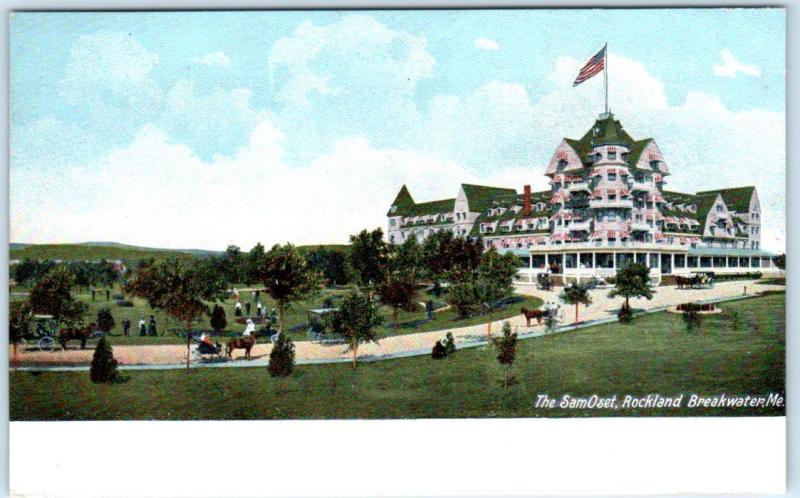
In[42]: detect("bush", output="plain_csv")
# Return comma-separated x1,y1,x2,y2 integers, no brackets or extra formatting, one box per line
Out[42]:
617,303,633,324
210,304,227,333
90,336,118,383
96,308,115,333
444,332,456,356
268,334,295,377
682,305,702,334
112,293,125,300
445,279,478,319
544,314,558,334
115,299,134,307
431,340,447,359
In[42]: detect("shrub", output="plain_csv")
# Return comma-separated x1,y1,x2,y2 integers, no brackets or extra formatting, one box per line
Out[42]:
730,310,741,332
115,299,134,307
445,279,478,319
268,334,295,377
682,304,702,334
443,332,456,356
493,322,518,389
209,304,227,333
617,303,633,324
544,314,558,334
90,336,118,383
96,308,115,333
112,293,125,300
431,340,447,359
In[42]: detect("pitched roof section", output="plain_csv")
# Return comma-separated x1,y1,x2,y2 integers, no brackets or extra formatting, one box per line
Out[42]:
564,114,652,168
695,187,755,214
387,185,416,216
461,184,517,212
408,198,456,216
694,193,722,232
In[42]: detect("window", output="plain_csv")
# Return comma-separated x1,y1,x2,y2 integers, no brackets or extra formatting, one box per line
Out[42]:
608,212,617,221
608,172,617,181
608,194,617,201
580,253,594,268
650,160,660,171
688,256,699,267
557,159,568,171
675,254,686,268
608,150,617,160
389,219,396,227
390,205,397,213
716,205,723,213
701,257,712,268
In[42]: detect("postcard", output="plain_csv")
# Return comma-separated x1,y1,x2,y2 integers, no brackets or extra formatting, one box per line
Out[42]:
8,8,786,496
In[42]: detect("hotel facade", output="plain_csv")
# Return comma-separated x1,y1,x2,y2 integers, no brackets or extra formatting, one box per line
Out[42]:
387,113,781,283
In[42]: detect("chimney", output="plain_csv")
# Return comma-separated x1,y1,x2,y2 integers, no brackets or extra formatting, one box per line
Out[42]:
523,185,532,215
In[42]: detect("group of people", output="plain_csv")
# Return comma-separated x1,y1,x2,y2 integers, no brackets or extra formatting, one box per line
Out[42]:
90,288,112,302
132,316,158,337
231,287,276,323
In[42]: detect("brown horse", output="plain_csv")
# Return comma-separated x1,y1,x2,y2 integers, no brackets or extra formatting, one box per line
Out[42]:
675,275,699,289
58,322,97,350
521,307,546,326
226,334,257,360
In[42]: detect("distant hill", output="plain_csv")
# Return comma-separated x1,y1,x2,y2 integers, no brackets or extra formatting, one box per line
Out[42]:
9,242,221,262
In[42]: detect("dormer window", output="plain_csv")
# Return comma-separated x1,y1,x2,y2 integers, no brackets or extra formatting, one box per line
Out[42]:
716,205,723,213
390,205,397,214
650,160,660,171
607,148,617,160
557,159,568,171
608,172,617,181
621,152,629,162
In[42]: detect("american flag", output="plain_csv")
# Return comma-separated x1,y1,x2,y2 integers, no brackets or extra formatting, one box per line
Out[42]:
573,45,607,87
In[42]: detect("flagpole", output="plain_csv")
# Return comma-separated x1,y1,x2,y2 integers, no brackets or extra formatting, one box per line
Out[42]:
604,42,608,114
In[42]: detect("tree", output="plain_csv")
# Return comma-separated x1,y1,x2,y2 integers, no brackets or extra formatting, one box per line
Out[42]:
28,265,87,326
391,234,423,280
209,304,227,333
421,231,483,281
244,243,267,285
775,254,785,270
324,291,382,369
348,228,389,294
445,279,479,319
9,301,32,367
90,336,118,383
494,321,518,389
11,258,55,287
96,308,116,334
268,333,295,377
608,263,653,316
125,257,226,371
475,249,518,338
377,276,418,333
221,245,244,284
256,243,322,336
305,247,351,286
559,283,592,325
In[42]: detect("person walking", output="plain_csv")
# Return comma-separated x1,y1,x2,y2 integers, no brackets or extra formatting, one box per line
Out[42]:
91,288,96,301
138,318,147,337
106,288,110,301
148,315,158,337
426,299,435,321
122,318,131,337
245,301,251,317
243,318,256,337
235,301,242,317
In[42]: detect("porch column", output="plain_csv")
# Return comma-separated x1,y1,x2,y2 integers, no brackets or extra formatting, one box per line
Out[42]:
671,253,675,272
592,252,596,269
748,256,752,269
562,252,566,274
612,251,617,270
545,253,549,268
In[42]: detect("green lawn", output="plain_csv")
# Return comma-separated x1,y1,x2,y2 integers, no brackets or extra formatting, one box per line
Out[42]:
10,293,785,420
12,284,542,345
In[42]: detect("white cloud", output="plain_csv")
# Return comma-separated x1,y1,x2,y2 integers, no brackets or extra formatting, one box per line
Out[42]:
10,119,474,250
268,15,435,107
713,49,761,78
192,51,231,66
474,38,500,51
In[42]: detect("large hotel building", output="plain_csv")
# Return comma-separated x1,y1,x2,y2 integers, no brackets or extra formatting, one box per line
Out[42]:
387,113,781,283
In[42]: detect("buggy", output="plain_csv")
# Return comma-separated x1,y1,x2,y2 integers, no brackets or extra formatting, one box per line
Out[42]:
537,272,554,291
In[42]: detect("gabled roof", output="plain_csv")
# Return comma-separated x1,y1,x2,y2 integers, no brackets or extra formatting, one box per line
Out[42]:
695,193,723,232
695,187,755,214
461,184,517,212
387,185,416,216
564,114,654,169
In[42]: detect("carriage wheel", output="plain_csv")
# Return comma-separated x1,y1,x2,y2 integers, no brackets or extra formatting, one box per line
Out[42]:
37,336,55,352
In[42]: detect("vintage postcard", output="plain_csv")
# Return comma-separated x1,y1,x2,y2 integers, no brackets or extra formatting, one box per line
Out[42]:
8,7,786,494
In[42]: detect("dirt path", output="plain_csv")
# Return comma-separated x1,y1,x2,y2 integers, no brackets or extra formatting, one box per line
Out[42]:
11,280,783,368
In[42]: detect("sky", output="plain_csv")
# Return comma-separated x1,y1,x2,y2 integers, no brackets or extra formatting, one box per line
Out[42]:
10,9,786,252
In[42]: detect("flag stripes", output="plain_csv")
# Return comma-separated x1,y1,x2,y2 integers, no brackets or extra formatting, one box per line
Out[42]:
573,45,606,87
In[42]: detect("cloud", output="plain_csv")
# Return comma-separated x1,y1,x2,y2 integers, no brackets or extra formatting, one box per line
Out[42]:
474,38,500,51
268,14,435,107
713,49,761,78
192,51,232,66
10,118,475,250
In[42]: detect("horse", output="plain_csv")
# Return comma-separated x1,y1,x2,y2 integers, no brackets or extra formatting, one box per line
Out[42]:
521,307,546,326
57,322,97,350
226,334,257,360
675,275,699,289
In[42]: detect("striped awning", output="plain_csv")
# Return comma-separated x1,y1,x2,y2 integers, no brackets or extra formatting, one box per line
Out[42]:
654,232,666,241
647,193,665,203
654,174,663,182
550,190,571,203
551,232,571,242
590,230,630,240
589,169,603,178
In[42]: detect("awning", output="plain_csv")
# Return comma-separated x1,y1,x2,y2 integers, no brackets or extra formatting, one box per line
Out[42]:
654,232,666,241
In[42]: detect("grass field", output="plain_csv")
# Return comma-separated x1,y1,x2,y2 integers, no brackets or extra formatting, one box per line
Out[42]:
10,293,785,420
11,284,543,345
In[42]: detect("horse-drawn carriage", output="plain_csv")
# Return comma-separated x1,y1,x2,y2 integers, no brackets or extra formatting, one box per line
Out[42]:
676,271,715,290
15,314,58,352
305,308,346,345
537,273,554,291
